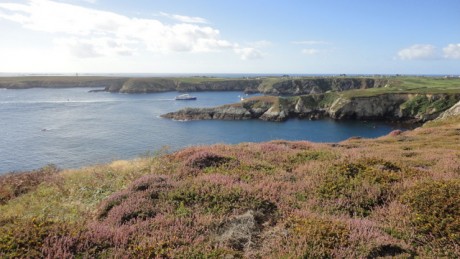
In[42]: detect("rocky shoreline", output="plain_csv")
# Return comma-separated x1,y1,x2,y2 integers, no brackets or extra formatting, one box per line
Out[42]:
162,93,460,123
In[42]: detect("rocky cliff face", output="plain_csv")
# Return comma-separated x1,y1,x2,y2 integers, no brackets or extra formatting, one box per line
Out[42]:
162,93,460,123
436,100,460,120
113,78,177,93
177,80,262,93
262,78,389,95
1,76,390,96
105,78,262,93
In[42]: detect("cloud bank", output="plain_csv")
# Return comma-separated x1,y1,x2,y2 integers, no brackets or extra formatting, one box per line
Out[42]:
443,44,460,59
397,43,460,61
397,44,437,60
0,0,258,60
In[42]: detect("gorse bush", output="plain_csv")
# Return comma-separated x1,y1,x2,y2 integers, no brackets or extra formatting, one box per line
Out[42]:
0,218,57,258
317,158,402,216
289,150,335,164
167,181,276,216
285,216,350,258
400,180,460,246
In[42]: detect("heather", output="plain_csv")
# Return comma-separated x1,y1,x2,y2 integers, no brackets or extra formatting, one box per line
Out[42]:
1,117,459,257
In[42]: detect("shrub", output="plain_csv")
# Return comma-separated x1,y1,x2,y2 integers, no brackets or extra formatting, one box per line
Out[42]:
185,151,234,170
0,164,59,204
285,216,350,258
400,180,460,247
97,175,171,225
317,158,402,216
289,150,335,164
168,182,276,216
0,218,56,258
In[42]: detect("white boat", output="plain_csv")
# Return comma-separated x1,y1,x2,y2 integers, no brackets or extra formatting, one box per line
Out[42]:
175,94,197,100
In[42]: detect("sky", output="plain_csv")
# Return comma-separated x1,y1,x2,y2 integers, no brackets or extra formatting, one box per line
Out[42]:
0,0,459,74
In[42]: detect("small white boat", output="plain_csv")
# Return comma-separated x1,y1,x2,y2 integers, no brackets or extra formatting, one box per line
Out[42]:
175,94,197,100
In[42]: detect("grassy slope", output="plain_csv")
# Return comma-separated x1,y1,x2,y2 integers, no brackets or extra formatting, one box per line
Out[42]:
1,116,459,258
341,77,460,97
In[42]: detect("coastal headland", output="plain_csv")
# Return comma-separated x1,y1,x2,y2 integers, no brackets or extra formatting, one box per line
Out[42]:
2,75,460,123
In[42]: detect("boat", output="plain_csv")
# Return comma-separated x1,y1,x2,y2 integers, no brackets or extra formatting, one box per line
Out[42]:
175,94,197,100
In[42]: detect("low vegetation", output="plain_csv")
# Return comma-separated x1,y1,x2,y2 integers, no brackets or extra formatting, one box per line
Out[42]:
1,114,460,257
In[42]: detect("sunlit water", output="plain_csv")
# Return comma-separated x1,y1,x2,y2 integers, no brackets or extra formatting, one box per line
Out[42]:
0,88,408,173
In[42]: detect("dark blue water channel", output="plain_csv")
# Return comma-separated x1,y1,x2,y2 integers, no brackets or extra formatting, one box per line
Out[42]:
0,88,408,173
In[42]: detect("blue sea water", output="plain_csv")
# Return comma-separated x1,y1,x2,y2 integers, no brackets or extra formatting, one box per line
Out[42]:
0,88,407,174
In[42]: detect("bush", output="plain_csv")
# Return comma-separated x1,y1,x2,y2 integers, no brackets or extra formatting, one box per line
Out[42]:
185,152,233,170
97,175,171,225
0,164,59,204
289,150,335,164
317,158,402,216
168,182,276,216
286,216,350,258
0,218,56,258
400,180,460,246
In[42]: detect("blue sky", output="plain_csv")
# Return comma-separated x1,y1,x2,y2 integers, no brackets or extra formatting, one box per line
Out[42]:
0,0,459,74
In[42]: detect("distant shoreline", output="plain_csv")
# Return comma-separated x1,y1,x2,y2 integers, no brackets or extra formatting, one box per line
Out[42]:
1,73,459,78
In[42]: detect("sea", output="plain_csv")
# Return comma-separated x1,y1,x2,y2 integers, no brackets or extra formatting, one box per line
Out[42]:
0,87,410,174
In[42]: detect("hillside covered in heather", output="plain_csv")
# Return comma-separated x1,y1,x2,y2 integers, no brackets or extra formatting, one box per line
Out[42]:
1,112,459,257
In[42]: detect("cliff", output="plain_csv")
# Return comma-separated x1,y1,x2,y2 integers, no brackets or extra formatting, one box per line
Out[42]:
260,78,389,95
1,76,387,95
436,100,460,120
162,93,460,122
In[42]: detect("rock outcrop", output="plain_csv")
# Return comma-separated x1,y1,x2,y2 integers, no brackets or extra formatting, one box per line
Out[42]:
162,93,460,123
436,100,460,120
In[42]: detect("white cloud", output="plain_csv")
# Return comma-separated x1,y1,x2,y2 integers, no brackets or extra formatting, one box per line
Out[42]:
397,44,437,60
247,40,272,48
302,48,319,55
54,37,136,58
0,0,253,59
159,12,208,24
235,47,263,60
443,43,460,59
292,40,330,45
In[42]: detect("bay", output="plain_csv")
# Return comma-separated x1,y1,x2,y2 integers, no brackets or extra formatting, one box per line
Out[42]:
0,88,406,174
